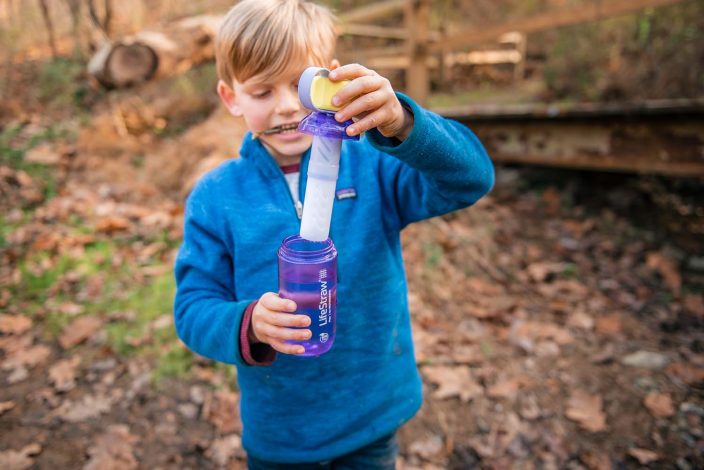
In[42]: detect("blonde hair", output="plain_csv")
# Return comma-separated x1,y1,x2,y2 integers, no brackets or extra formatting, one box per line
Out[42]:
216,0,338,85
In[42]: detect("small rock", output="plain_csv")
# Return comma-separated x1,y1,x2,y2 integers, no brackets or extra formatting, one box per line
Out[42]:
687,256,704,272
178,403,199,420
591,343,615,364
409,435,444,459
189,386,205,405
621,351,670,370
680,402,704,417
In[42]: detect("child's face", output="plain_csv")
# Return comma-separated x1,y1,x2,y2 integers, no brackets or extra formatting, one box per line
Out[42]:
218,61,314,165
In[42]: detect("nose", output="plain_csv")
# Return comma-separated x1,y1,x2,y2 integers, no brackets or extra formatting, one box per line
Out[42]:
276,87,300,115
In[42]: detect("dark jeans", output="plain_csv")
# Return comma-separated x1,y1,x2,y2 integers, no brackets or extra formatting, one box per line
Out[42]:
246,433,398,470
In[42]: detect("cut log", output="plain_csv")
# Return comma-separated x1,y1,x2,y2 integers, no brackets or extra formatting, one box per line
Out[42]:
87,15,222,89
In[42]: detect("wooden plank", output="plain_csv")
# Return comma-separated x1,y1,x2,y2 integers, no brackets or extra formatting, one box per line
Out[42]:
340,45,407,60
340,23,408,40
405,0,430,105
430,0,688,52
339,0,406,24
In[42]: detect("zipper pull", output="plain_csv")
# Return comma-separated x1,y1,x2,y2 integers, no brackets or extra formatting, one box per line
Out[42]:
295,200,303,219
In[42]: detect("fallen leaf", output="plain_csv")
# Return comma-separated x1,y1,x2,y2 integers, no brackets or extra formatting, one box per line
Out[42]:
95,216,131,234
59,316,102,349
52,393,114,422
206,389,241,434
591,343,615,364
84,425,138,470
627,448,659,465
150,314,172,330
509,320,574,353
567,310,594,330
684,294,704,317
525,262,567,282
665,363,704,385
48,357,81,392
422,366,483,402
55,302,85,316
1,345,51,371
518,394,541,420
0,400,15,416
487,376,532,400
646,252,681,296
205,434,244,466
0,314,32,335
643,392,674,418
580,451,611,470
0,334,33,354
448,344,483,365
595,314,622,336
408,435,444,459
24,143,60,165
565,389,607,432
7,367,29,384
0,443,42,470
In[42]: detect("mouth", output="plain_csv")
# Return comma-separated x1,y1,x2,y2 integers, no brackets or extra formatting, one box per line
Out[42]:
257,122,300,136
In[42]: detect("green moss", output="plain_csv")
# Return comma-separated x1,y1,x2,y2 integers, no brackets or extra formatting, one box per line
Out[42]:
152,342,193,382
423,241,444,269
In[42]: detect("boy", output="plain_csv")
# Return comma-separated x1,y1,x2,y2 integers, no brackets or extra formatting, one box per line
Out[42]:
174,0,494,468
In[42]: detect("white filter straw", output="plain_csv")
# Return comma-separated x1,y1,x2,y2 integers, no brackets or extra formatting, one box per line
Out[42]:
300,136,342,241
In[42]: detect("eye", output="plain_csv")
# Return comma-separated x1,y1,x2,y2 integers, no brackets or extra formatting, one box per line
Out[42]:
253,90,270,99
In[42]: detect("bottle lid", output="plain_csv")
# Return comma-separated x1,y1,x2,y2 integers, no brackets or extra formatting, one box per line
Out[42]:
298,111,359,140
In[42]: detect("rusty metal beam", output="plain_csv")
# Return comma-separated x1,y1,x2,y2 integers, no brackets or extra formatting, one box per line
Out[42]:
436,99,704,176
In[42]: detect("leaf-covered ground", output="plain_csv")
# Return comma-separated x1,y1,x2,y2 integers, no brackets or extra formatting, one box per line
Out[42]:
1,74,703,469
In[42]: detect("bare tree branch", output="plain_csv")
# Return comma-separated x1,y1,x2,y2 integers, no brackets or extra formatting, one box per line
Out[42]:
37,0,58,58
87,0,113,38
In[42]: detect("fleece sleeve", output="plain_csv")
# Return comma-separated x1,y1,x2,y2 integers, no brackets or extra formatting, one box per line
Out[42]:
173,178,258,366
365,92,494,231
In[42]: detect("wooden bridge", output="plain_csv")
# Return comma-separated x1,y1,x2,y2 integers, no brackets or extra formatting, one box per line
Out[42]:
337,0,704,176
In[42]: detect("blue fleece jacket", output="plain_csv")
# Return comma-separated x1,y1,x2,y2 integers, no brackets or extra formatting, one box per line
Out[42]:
174,94,494,463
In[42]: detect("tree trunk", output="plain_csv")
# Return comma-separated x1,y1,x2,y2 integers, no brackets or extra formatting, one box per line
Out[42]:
64,0,84,58
87,15,222,89
37,0,58,58
87,0,113,38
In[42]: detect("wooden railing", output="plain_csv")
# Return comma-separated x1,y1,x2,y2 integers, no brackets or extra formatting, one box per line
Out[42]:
338,0,691,106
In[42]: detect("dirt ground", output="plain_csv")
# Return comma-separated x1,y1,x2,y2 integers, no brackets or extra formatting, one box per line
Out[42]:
1,77,703,469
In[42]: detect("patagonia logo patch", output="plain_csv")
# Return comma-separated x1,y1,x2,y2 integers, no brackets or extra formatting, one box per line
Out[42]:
336,188,357,200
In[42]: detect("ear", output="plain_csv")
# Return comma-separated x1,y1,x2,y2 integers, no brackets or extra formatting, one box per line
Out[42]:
329,59,341,70
217,80,243,117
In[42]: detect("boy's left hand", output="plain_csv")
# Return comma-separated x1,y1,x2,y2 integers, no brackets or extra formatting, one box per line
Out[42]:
329,64,414,141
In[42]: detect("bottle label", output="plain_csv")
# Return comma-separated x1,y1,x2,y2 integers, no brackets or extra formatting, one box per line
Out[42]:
318,269,331,332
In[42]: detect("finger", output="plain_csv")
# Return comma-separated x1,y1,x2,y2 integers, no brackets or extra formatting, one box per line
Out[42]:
335,90,386,123
328,63,375,82
332,75,382,108
269,339,306,355
347,108,390,136
258,323,312,342
260,293,296,312
266,312,311,328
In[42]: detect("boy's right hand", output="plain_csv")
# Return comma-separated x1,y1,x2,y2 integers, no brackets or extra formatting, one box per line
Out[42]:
249,292,311,355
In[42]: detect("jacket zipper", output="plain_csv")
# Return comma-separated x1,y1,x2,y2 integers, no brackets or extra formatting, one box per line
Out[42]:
274,150,308,221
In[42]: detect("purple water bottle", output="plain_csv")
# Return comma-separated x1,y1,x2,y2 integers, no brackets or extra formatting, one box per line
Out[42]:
275,67,355,356
278,235,337,356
